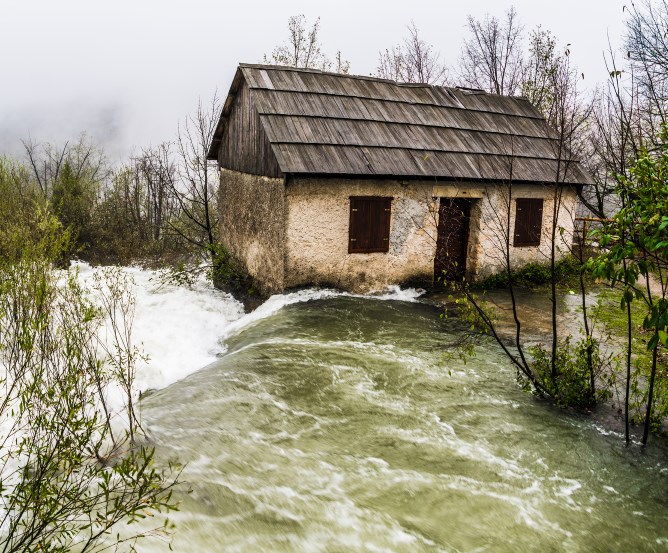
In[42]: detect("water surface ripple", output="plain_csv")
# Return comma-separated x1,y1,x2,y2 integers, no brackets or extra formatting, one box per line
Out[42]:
141,296,668,552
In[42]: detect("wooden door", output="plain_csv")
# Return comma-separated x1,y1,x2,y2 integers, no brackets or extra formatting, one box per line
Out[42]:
434,198,471,283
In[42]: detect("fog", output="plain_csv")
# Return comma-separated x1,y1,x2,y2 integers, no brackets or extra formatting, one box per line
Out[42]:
1,0,626,162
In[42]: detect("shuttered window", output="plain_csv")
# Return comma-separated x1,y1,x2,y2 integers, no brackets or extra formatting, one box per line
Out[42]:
513,198,543,247
348,196,392,253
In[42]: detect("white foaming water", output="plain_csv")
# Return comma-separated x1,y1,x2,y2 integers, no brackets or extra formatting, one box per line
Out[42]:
220,285,423,344
217,288,345,345
73,262,245,392
73,263,423,393
369,284,424,302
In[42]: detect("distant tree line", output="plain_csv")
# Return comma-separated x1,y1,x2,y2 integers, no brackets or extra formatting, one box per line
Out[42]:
0,96,222,280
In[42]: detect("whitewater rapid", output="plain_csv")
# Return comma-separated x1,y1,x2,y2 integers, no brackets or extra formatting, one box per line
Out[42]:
74,263,423,394
134,287,668,553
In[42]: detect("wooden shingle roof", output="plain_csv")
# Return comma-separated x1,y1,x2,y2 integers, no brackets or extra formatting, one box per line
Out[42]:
208,64,592,185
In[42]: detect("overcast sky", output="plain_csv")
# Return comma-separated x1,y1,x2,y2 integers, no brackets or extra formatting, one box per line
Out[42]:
1,0,627,163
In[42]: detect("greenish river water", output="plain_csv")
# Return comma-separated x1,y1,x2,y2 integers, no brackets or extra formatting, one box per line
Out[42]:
140,295,668,552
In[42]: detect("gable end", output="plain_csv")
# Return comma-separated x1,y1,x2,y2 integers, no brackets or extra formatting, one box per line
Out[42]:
210,72,282,178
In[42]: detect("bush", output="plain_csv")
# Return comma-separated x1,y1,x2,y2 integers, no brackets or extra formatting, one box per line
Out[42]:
525,337,614,409
210,245,255,296
479,256,583,289
0,202,179,551
158,244,257,302
623,331,668,433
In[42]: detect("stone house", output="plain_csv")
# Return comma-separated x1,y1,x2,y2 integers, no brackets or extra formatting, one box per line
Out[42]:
207,64,592,295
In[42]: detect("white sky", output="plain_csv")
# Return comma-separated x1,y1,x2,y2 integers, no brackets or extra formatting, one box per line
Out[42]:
0,0,627,162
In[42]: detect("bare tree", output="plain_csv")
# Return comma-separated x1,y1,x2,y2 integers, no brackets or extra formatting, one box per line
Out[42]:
376,22,448,84
134,143,176,243
524,41,592,377
581,52,642,218
446,33,603,408
521,27,563,115
22,134,108,199
458,7,524,94
165,94,221,273
99,144,176,248
626,0,668,122
579,1,668,219
264,15,350,73
520,28,599,231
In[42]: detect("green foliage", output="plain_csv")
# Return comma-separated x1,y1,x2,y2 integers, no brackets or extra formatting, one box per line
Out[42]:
210,244,255,296
6,125,220,277
87,170,145,264
51,160,97,252
587,122,668,441
446,265,617,411
159,243,256,298
526,337,615,409
449,288,497,333
521,27,562,119
85,166,181,265
437,284,504,368
628,350,668,432
593,286,668,432
0,224,179,551
479,256,583,289
1,159,46,258
0,159,72,266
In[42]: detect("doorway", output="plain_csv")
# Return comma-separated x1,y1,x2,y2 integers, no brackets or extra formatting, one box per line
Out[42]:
434,197,471,284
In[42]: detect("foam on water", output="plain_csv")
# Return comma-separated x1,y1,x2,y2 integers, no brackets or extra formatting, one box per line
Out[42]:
73,262,245,391
72,263,423,392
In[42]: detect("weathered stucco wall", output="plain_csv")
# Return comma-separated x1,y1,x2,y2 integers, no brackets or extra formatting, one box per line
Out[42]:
218,172,578,294
218,168,286,295
284,177,438,292
468,184,578,280
283,179,577,291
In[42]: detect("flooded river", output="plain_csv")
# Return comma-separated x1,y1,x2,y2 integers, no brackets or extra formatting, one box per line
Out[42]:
119,281,668,553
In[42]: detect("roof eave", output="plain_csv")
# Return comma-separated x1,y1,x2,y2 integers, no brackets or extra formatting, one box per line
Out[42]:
282,171,590,186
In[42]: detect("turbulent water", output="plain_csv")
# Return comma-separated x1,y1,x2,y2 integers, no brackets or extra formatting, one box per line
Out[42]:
78,266,668,552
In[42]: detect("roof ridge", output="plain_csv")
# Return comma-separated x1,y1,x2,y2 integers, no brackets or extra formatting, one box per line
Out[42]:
240,63,400,86
239,63,533,101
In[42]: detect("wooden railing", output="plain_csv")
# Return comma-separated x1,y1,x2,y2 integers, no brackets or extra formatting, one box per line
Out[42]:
573,217,613,247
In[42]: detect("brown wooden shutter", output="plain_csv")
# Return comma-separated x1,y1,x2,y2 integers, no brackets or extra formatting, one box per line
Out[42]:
349,197,392,253
513,198,543,247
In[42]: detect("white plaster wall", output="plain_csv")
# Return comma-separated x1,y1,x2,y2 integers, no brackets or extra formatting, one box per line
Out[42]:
219,171,578,293
469,184,579,279
283,179,578,291
284,178,438,292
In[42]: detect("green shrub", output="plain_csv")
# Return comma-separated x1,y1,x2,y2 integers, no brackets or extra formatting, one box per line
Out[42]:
159,244,257,300
479,256,583,289
0,235,179,552
525,337,615,409
209,245,254,295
